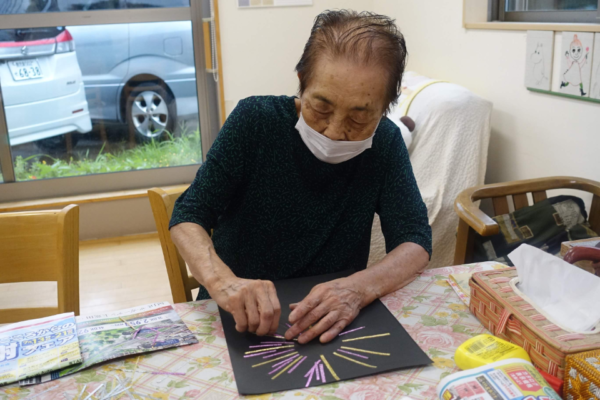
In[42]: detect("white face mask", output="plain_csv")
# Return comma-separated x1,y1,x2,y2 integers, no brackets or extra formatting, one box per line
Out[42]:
295,111,379,164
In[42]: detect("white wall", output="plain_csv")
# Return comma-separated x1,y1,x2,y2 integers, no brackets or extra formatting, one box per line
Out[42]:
373,0,600,192
218,0,374,115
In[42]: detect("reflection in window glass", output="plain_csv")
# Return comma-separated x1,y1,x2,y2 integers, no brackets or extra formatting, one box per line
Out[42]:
0,0,189,15
0,21,202,182
506,0,597,11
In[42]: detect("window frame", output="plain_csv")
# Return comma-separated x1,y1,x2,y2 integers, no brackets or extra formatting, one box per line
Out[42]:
492,0,600,23
0,4,219,201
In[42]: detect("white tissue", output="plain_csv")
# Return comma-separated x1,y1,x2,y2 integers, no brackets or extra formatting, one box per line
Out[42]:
508,244,600,333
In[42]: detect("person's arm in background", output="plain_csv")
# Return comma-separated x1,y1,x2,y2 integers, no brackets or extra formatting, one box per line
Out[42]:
170,99,281,337
285,130,432,344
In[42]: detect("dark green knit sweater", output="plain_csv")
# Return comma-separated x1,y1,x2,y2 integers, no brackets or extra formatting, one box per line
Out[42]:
169,95,431,300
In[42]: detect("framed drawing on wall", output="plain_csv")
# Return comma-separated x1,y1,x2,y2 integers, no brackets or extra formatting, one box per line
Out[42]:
525,31,554,91
558,32,594,98
591,33,600,100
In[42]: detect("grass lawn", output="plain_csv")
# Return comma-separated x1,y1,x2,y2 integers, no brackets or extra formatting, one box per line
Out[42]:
1,130,202,182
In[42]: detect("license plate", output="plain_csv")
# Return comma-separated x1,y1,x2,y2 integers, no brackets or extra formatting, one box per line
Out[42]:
8,59,43,81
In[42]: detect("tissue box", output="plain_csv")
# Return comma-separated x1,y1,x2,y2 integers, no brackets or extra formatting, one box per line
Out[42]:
565,350,600,399
469,268,600,382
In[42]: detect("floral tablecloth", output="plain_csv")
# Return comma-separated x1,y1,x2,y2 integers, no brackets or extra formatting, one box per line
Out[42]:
0,263,497,400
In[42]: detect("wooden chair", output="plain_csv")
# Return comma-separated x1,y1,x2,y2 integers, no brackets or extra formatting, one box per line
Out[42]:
147,185,199,304
0,204,80,323
453,176,600,265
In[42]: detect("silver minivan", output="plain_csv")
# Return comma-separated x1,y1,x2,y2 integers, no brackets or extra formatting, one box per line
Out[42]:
69,21,198,142
1,1,196,144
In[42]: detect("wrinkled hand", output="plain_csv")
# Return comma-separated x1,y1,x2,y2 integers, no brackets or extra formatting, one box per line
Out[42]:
208,278,281,336
284,278,365,344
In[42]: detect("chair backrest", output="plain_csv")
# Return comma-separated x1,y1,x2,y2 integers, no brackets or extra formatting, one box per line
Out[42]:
147,185,199,303
0,204,79,323
454,176,600,265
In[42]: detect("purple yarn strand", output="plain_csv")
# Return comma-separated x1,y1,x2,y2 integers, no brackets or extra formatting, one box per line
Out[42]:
269,356,298,375
149,371,185,376
338,349,369,359
271,354,298,369
260,341,294,345
249,344,284,348
288,356,307,374
304,364,316,378
320,364,326,383
262,349,294,359
338,326,366,336
243,349,277,358
305,368,315,387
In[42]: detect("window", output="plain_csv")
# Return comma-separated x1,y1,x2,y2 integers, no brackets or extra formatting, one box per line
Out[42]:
491,0,600,23
0,0,221,199
0,0,189,14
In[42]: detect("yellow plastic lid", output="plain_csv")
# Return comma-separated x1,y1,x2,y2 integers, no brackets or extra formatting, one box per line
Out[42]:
454,334,531,370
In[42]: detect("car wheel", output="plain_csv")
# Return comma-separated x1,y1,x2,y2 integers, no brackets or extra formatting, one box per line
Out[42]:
36,133,80,152
126,82,176,143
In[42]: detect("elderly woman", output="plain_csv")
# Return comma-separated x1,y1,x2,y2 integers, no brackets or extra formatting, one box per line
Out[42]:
169,10,431,345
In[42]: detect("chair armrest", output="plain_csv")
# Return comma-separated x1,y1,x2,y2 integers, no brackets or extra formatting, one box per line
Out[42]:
454,189,499,237
187,273,200,290
564,247,600,264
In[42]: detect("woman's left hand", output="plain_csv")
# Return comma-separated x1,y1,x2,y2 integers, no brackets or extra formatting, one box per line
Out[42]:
284,277,367,344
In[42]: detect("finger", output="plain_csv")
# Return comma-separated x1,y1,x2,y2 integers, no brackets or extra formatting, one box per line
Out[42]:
319,320,348,344
297,310,339,344
267,284,281,335
285,301,329,341
255,287,274,337
288,290,322,324
231,295,248,333
245,294,260,333
289,303,298,310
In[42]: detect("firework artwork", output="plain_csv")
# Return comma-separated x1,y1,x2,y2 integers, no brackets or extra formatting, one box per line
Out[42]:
220,271,432,395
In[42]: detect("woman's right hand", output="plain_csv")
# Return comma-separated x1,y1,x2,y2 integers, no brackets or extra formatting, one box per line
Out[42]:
208,277,281,336
170,223,281,336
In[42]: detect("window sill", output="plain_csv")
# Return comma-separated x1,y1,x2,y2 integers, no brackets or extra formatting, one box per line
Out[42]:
0,184,189,213
464,21,600,32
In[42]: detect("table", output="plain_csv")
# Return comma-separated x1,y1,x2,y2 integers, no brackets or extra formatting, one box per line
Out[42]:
1,263,496,400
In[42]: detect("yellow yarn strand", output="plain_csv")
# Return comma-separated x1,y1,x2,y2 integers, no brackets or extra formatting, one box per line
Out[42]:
340,346,390,356
245,345,294,354
320,354,340,381
251,351,298,367
342,333,390,342
333,352,377,368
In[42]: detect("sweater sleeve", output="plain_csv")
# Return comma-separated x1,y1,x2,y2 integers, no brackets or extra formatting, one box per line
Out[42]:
377,131,432,257
169,98,257,232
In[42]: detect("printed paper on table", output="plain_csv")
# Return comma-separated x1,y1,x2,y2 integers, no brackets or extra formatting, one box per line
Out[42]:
0,313,81,386
21,302,197,385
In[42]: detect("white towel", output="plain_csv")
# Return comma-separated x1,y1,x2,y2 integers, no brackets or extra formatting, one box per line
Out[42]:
369,77,492,269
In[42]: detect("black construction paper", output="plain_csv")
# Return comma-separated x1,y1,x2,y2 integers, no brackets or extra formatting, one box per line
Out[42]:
219,270,432,395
